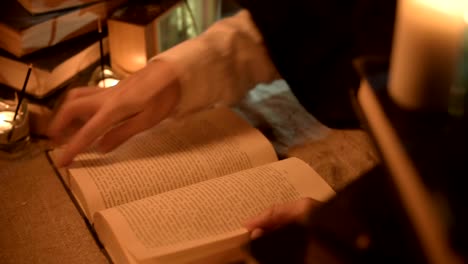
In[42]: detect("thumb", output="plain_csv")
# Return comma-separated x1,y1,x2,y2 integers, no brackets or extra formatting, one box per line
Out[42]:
244,198,321,237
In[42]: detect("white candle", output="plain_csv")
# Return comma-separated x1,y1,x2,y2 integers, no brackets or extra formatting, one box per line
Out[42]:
389,0,466,111
0,111,15,132
98,77,120,88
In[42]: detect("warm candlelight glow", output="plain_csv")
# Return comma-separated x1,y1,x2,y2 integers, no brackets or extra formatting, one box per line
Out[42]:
415,0,466,16
0,111,14,131
389,0,466,111
0,100,29,149
98,78,120,88
103,68,114,76
464,7,468,23
89,65,120,88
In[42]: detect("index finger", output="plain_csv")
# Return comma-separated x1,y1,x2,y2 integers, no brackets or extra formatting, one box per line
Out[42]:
48,96,100,143
55,105,125,167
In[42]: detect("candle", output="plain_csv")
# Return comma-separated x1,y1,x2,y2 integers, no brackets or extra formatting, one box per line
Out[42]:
0,101,30,151
389,0,466,111
98,77,120,88
91,67,120,88
0,111,15,132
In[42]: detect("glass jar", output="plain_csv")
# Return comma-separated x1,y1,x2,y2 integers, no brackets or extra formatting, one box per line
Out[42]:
0,98,30,156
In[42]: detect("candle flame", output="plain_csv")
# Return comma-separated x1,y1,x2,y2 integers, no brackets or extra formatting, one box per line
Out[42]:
0,111,15,131
98,78,120,88
103,68,114,75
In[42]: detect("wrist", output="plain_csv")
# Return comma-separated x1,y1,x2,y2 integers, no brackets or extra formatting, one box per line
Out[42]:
142,58,182,116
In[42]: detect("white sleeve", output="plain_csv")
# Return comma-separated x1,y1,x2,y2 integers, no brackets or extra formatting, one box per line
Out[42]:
153,9,280,117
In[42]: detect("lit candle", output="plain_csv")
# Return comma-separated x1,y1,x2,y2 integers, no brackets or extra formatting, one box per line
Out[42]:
0,103,30,147
97,68,120,88
98,77,120,88
0,111,15,132
389,0,466,111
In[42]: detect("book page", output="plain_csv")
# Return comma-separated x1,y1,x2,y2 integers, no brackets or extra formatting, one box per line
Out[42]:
48,148,70,187
66,107,277,219
93,158,334,264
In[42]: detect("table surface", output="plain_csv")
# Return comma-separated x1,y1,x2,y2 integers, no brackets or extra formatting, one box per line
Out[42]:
0,81,378,264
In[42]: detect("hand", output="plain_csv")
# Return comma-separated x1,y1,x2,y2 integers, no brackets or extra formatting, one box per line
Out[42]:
48,60,181,167
244,198,321,239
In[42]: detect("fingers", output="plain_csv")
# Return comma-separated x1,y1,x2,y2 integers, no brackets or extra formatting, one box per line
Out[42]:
97,86,180,153
48,96,101,144
48,87,106,140
55,103,134,167
250,228,265,240
96,111,154,153
62,87,107,102
49,98,129,166
244,198,321,239
48,61,181,166
49,84,147,166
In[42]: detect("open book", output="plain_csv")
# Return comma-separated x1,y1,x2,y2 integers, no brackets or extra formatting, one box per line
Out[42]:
50,107,335,264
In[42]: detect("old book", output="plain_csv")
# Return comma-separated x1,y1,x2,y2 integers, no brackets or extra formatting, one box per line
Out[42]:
16,0,101,14
50,107,335,264
0,31,108,98
0,0,126,57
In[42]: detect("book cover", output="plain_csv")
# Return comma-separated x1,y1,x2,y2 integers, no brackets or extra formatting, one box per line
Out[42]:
0,31,108,98
16,0,101,14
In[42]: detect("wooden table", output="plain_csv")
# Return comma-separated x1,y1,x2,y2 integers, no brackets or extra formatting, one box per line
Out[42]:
0,81,378,263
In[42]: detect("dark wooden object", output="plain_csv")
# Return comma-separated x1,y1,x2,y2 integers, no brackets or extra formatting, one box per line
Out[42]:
250,59,467,263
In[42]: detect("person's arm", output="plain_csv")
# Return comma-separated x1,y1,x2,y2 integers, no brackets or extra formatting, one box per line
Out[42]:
156,9,280,117
48,10,279,167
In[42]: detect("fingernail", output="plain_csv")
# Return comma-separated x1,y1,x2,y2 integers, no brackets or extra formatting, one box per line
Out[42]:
250,228,264,240
56,157,67,168
55,154,71,168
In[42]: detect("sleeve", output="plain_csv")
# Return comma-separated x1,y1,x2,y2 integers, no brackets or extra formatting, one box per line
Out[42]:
153,10,280,117
236,0,396,128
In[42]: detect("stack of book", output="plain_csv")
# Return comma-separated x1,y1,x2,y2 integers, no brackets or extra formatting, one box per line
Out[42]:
0,0,128,98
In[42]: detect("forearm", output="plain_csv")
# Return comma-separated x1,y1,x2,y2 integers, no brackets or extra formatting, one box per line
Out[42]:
154,10,280,117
